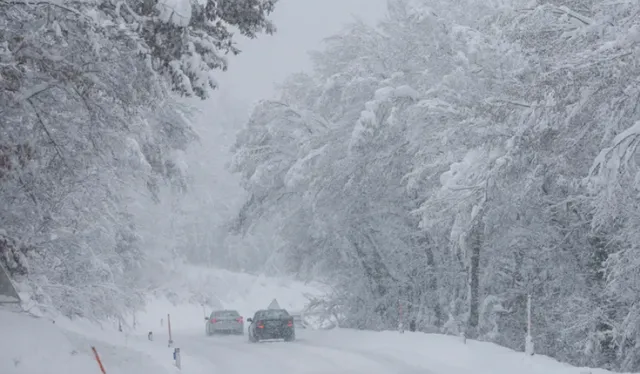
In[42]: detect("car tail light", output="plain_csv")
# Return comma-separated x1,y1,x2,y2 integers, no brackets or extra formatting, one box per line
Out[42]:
257,320,264,329
287,320,293,327
210,318,217,323
236,317,243,323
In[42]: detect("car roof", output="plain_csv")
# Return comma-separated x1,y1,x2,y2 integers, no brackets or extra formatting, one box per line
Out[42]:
212,309,239,314
256,309,288,313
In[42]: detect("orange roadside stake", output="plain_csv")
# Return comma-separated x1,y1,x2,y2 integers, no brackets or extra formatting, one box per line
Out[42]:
91,346,107,374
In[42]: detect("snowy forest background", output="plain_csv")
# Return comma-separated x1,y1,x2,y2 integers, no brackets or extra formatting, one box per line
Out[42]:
2,0,640,372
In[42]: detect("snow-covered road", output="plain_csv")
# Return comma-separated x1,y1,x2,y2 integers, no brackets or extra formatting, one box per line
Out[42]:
174,330,432,374
161,324,628,374
174,330,430,374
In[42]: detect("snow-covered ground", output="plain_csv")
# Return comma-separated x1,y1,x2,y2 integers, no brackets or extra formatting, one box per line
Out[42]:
0,267,629,374
0,306,180,374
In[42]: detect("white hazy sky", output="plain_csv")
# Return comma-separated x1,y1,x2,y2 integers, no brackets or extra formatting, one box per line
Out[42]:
189,0,387,167
211,0,388,107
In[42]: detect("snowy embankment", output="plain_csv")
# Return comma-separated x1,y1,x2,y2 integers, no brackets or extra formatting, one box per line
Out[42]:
297,329,619,374
1,266,321,374
1,266,631,374
0,307,178,374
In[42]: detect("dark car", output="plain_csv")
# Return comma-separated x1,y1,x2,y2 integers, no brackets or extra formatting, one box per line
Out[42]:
247,309,295,342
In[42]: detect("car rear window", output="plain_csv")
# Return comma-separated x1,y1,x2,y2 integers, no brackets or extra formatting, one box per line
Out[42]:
257,309,290,319
213,310,240,317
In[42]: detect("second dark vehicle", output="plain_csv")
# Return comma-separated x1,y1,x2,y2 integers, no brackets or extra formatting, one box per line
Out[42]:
247,308,295,342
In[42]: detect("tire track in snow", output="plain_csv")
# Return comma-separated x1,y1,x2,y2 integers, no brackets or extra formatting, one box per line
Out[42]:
178,330,434,374
294,334,435,374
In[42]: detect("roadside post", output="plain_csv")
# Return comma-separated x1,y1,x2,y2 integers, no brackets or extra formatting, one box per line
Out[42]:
167,313,173,347
91,346,107,374
173,348,181,369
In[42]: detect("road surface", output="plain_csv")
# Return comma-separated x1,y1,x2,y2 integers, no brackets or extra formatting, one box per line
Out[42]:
172,329,433,374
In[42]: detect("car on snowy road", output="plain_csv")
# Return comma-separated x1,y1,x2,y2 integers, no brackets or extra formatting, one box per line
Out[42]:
205,309,244,336
247,308,295,342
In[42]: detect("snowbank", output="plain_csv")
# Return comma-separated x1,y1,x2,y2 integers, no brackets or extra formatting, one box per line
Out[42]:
301,328,624,374
0,310,92,374
0,308,178,374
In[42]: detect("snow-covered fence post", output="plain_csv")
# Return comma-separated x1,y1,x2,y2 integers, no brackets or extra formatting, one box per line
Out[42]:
525,294,534,356
173,348,181,369
148,331,153,341
167,314,173,347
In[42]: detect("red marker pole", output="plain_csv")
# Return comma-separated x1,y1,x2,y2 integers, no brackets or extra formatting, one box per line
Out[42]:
91,346,107,374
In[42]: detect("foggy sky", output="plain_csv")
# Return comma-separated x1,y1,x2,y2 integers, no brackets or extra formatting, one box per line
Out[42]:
212,0,387,107
187,0,388,184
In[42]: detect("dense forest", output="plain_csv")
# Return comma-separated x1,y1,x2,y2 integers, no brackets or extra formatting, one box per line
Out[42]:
2,0,640,371
0,0,276,318
230,0,640,371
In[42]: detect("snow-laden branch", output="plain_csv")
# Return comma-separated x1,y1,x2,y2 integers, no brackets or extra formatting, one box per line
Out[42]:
516,4,594,26
484,98,532,108
0,0,86,18
14,82,56,102
552,5,593,26
589,121,640,179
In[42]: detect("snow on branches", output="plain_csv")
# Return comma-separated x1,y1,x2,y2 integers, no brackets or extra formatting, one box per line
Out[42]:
230,0,640,370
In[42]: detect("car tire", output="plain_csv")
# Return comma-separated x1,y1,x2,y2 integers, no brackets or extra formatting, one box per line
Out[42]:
284,334,295,342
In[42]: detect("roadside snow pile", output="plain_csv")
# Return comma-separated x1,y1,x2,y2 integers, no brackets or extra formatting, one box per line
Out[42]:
0,309,177,374
302,328,625,374
0,310,94,374
138,265,326,332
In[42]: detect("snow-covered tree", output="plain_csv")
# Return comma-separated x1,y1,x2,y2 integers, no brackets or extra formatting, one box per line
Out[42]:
0,0,279,319
230,0,640,370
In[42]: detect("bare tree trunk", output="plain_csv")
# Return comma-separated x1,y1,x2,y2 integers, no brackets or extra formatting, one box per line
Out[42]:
425,244,443,327
466,208,484,339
